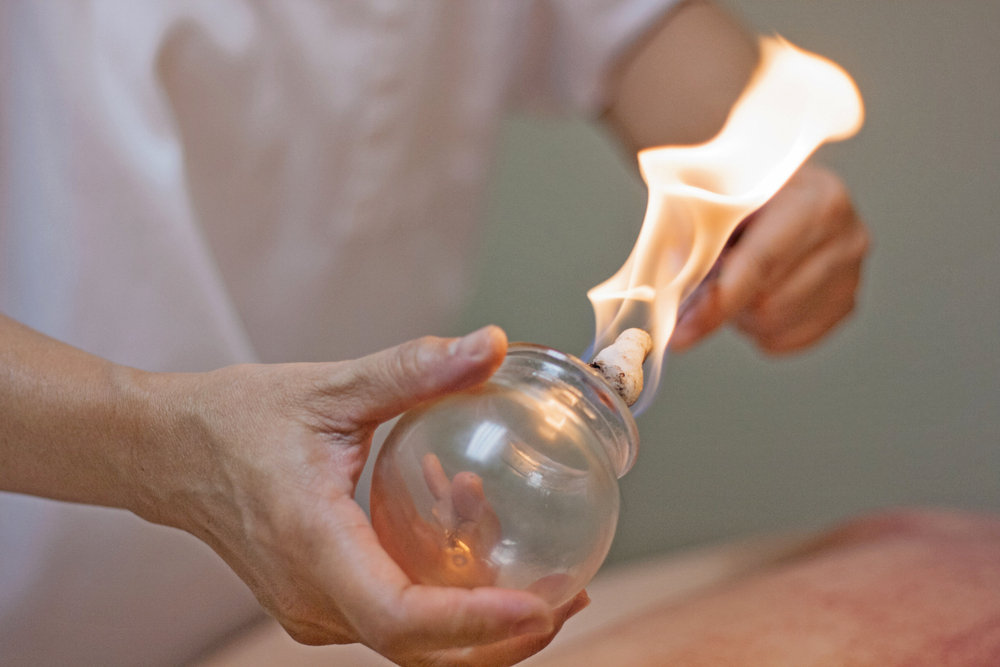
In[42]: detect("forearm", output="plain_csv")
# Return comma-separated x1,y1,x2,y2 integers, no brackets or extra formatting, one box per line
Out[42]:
0,313,152,511
603,0,760,149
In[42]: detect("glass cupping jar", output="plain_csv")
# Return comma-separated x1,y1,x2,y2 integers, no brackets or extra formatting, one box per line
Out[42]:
370,343,638,607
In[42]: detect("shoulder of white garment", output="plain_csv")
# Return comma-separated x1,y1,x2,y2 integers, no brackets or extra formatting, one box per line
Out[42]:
510,0,684,114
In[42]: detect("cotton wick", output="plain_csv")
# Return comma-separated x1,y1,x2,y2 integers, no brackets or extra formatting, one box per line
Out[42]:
590,328,653,407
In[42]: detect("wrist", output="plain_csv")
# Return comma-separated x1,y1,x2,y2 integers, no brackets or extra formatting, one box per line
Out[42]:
122,365,272,550
116,367,216,530
0,315,222,532
104,364,167,522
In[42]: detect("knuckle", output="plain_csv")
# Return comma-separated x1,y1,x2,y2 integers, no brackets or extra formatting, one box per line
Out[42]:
832,225,870,271
828,279,859,320
746,247,779,284
822,191,852,230
754,302,782,332
396,336,443,379
325,367,373,428
395,338,425,377
371,338,436,405
742,299,782,337
734,309,761,337
756,335,794,356
806,163,843,197
808,168,856,230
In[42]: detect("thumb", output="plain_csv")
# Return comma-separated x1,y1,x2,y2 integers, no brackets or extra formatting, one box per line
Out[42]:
341,325,507,425
670,284,724,351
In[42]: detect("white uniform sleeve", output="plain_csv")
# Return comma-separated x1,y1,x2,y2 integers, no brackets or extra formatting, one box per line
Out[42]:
509,0,683,115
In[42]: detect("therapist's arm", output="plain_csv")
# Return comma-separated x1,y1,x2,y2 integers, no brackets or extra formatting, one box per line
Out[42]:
602,0,870,354
0,313,585,665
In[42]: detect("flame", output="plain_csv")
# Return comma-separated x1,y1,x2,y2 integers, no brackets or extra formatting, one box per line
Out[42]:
588,37,864,413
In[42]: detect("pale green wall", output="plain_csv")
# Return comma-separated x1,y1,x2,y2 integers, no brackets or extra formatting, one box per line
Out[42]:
456,1,1000,564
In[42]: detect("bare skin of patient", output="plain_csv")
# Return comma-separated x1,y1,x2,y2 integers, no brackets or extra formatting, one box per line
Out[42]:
534,509,1000,666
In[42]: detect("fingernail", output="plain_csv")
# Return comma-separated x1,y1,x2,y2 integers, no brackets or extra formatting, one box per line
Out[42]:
567,593,591,619
511,615,553,637
454,326,493,360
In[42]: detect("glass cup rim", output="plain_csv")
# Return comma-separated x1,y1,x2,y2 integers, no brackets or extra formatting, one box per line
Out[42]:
502,342,639,477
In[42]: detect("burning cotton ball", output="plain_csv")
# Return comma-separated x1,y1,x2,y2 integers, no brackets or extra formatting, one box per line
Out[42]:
591,328,653,406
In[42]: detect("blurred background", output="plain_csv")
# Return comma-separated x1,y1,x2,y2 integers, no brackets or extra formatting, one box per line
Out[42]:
454,0,1000,565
